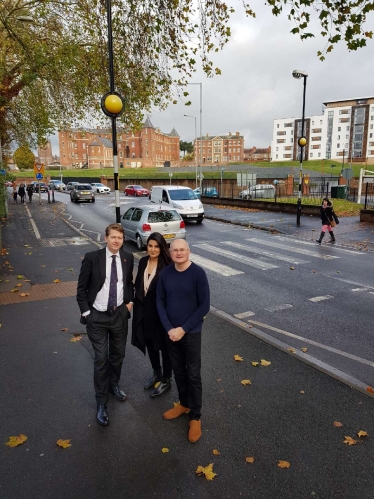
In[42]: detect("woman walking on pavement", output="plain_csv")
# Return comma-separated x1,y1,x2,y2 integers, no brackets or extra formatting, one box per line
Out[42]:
132,232,173,398
26,184,34,203
18,183,26,204
316,197,339,244
12,184,18,203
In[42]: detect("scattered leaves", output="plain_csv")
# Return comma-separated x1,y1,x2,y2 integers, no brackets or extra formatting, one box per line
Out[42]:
17,275,24,279
260,359,271,366
216,378,221,382
301,348,308,353
70,335,82,342
61,328,69,332
161,447,169,453
290,267,295,271
53,279,61,283
357,430,368,438
300,390,305,394
19,293,30,297
241,379,251,385
212,449,220,455
66,268,74,271
234,354,243,362
16,283,22,287
278,460,290,469
333,421,343,427
251,361,259,367
154,381,161,388
288,348,296,354
366,386,374,394
56,439,72,449
10,289,19,293
343,436,357,445
5,434,27,448
245,456,254,463
196,463,217,481
41,265,45,268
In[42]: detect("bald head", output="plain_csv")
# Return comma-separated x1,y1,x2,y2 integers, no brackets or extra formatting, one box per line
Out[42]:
170,239,189,251
170,239,191,268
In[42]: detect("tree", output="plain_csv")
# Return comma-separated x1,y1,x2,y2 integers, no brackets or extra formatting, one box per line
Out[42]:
0,0,372,161
180,141,193,157
13,145,35,170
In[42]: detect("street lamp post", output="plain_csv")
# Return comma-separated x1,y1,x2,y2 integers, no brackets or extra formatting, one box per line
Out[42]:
187,83,202,189
220,168,226,197
184,114,197,188
341,149,345,174
292,69,308,227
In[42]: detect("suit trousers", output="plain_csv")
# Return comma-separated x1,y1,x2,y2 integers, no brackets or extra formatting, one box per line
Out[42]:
166,332,202,420
86,304,128,406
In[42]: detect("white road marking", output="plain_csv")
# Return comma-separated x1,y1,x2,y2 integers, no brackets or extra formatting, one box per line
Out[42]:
193,244,278,270
308,295,334,302
245,238,340,260
274,236,365,255
234,311,256,319
248,320,374,368
265,304,293,312
80,228,101,242
222,241,309,265
351,287,371,292
24,205,41,239
190,253,243,276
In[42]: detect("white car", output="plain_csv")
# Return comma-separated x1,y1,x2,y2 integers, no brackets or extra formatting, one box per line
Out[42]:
91,183,111,194
48,180,66,191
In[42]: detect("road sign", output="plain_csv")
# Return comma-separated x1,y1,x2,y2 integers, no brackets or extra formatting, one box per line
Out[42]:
36,173,43,180
0,169,6,175
34,163,44,180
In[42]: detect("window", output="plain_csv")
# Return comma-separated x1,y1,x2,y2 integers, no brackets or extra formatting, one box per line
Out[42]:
312,121,314,125
284,146,292,150
131,141,135,147
339,118,349,123
277,139,286,143
347,126,350,131
339,110,350,115
62,141,65,147
320,120,323,125
277,131,286,135
276,154,278,159
83,143,86,149
318,153,321,157
337,143,340,148
310,153,313,158
312,128,322,133
338,127,341,131
283,154,292,158
131,209,143,222
277,124,279,128
312,145,321,149
276,147,278,151
370,133,373,138
312,137,321,141
284,122,293,127
337,135,340,140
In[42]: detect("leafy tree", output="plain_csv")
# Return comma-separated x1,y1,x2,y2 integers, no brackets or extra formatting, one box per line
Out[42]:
180,141,194,157
13,145,35,170
0,0,372,161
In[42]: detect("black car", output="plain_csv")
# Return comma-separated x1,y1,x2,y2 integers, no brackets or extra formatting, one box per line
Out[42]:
32,182,48,193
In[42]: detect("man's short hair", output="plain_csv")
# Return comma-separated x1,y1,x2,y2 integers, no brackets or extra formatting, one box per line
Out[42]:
105,223,124,237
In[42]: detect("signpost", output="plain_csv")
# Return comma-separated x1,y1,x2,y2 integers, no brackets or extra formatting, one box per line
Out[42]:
169,172,173,185
34,163,44,205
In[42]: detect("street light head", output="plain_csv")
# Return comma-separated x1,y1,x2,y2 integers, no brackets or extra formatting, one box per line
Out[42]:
16,15,34,22
292,69,308,79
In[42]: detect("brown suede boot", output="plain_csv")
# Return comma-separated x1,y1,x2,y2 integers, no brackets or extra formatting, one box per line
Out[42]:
163,403,190,420
188,420,202,443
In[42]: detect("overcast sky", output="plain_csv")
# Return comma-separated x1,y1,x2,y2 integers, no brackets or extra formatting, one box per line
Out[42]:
50,3,374,154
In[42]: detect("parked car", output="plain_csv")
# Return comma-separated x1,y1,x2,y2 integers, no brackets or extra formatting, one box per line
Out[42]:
239,184,276,200
124,185,149,197
91,183,111,194
193,186,219,198
70,184,95,203
5,181,13,187
32,181,49,193
48,180,66,191
121,205,186,250
66,182,80,191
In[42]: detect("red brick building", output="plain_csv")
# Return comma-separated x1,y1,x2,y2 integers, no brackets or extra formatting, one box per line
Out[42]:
195,132,244,164
244,146,271,162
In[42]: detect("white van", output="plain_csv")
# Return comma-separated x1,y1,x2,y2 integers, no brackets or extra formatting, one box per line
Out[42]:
151,185,204,224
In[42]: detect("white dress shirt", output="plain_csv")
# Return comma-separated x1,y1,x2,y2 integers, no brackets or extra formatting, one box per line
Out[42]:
92,248,124,312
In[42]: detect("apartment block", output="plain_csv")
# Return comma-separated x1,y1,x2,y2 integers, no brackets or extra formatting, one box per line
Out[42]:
195,132,244,164
271,96,374,164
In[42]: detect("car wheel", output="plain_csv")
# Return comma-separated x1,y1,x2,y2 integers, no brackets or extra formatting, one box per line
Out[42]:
136,235,144,250
92,198,95,203
75,198,78,203
70,196,73,202
196,219,203,224
245,195,250,200
125,192,128,196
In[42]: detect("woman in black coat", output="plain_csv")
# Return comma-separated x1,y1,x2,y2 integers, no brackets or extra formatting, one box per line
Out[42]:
132,232,173,397
316,198,339,243
18,184,26,204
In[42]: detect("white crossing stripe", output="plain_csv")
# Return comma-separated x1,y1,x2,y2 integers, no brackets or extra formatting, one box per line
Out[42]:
222,241,309,265
193,244,278,270
265,304,293,312
351,287,371,292
274,236,365,255
245,238,340,260
308,295,334,302
190,253,243,277
234,311,256,319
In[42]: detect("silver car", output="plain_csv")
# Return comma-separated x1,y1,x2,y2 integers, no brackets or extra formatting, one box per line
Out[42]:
48,180,66,191
239,184,276,200
70,184,95,203
91,183,111,194
121,204,186,250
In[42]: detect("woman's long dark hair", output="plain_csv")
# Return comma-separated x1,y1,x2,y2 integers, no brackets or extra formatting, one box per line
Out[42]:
146,232,172,271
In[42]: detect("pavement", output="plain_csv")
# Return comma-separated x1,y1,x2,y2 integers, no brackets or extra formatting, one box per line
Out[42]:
1,197,374,499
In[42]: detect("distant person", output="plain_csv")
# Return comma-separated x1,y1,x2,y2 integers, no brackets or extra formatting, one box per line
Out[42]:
157,239,210,443
76,223,134,426
316,197,339,244
18,184,26,204
132,232,173,398
26,184,34,203
12,185,18,203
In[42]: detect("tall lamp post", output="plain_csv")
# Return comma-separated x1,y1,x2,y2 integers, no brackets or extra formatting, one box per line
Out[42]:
184,114,197,188
187,83,202,189
100,0,125,224
292,69,308,227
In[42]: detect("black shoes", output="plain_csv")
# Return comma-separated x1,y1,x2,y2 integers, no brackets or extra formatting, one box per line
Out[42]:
150,378,171,398
144,370,162,390
110,385,127,401
96,405,109,426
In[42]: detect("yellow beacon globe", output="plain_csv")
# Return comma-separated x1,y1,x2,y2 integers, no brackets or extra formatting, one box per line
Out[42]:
299,137,307,147
104,94,123,114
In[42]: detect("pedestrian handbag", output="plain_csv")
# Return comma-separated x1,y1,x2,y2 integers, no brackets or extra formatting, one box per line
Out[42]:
330,218,336,228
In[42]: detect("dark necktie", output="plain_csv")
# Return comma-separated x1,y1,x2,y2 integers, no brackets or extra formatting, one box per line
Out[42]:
107,255,117,315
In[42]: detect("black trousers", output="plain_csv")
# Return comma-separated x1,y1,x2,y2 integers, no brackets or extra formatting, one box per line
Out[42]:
145,338,172,379
166,332,202,420
86,304,128,406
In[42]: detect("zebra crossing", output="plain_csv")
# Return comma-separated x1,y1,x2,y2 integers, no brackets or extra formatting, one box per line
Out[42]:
191,235,364,277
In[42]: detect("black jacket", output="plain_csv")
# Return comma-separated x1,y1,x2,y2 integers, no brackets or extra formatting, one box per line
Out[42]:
320,206,339,226
131,256,168,354
76,248,134,317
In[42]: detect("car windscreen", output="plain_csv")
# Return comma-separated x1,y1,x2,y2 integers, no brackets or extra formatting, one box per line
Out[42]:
77,185,92,190
168,189,197,201
134,185,143,189
147,210,180,223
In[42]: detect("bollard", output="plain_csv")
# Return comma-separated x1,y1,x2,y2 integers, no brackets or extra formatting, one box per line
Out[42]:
52,190,55,203
47,190,51,204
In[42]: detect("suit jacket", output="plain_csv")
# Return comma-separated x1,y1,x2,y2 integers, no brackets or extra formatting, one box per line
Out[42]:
131,256,167,354
76,248,134,319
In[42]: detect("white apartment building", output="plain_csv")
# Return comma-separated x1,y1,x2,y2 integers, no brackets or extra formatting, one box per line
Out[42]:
271,96,374,165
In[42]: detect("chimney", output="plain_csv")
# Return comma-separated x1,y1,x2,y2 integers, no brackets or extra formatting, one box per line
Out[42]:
228,132,232,137
206,133,209,137
236,132,240,136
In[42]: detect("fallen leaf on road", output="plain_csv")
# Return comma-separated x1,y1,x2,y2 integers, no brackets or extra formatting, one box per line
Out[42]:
217,378,221,382
61,328,69,332
260,359,271,366
251,361,259,366
343,436,357,445
16,284,22,287
288,348,296,353
5,434,27,448
196,463,217,481
41,265,45,268
53,279,61,283
300,390,305,394
245,456,254,463
333,421,343,427
290,267,295,270
10,289,19,293
212,449,220,455
66,268,74,271
70,335,82,342
23,279,30,282
357,431,368,437
5,261,9,264
366,387,374,394
154,381,161,388
234,354,243,361
17,275,23,279
278,460,290,469
301,348,308,353
241,379,251,385
161,448,169,453
19,293,30,297
56,439,71,449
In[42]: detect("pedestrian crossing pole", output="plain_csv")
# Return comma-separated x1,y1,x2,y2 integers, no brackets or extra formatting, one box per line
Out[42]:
292,70,308,227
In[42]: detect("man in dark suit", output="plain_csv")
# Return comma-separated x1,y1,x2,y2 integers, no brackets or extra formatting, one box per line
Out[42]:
77,223,134,426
